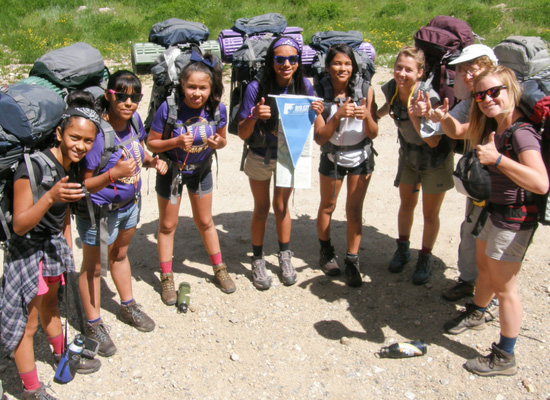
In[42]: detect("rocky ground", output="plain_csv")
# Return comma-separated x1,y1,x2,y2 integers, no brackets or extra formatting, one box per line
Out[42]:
1,67,550,400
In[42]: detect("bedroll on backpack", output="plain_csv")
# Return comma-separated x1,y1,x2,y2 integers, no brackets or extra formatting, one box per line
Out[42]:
149,18,210,48
29,42,108,91
414,15,475,109
227,36,274,135
0,83,66,242
232,13,287,36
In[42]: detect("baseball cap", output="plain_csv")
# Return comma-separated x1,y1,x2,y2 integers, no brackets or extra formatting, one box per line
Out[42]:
449,44,498,65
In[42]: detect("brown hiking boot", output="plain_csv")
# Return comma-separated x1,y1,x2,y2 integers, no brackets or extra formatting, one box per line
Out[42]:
442,279,475,301
319,246,341,276
118,300,155,332
84,320,116,357
213,263,236,294
443,303,486,334
160,272,177,305
464,343,517,376
53,352,101,375
23,383,57,400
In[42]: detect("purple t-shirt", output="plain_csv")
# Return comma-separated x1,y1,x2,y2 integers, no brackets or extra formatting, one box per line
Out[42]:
151,101,227,175
239,78,314,159
489,123,542,230
80,113,147,207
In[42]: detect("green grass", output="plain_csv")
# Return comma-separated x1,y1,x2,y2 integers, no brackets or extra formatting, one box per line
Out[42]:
0,0,549,67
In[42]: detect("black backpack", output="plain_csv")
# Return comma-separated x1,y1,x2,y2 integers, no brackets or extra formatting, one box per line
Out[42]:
0,83,66,243
149,18,210,48
414,16,475,109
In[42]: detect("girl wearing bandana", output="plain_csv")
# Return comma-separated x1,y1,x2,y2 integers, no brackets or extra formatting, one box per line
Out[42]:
0,92,100,399
147,52,236,305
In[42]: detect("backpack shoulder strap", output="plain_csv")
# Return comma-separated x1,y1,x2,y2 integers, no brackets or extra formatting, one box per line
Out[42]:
25,152,59,204
98,118,140,173
503,118,534,159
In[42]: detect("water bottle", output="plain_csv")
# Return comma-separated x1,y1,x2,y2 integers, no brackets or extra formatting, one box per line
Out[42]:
378,340,427,358
54,335,84,383
176,282,191,313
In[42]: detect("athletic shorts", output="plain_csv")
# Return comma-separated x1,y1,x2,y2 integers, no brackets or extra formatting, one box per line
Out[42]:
156,167,213,199
37,260,63,296
397,152,454,194
318,153,374,179
477,217,536,263
243,151,277,181
75,197,140,247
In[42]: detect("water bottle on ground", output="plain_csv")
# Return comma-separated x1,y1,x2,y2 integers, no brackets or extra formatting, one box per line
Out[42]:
54,334,84,383
378,340,427,358
177,282,191,313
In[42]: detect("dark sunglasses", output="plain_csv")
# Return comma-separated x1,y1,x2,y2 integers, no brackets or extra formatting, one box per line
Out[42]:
273,55,299,65
472,85,507,103
108,89,143,103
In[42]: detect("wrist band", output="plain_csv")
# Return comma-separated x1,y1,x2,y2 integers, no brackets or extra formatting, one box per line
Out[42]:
495,154,503,167
247,106,258,120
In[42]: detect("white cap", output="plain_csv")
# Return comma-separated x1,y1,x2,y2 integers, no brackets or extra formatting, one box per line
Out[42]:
449,44,498,65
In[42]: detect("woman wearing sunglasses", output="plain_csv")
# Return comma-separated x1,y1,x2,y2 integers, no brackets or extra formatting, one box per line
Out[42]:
76,70,167,357
377,46,454,285
238,37,319,290
444,65,548,376
313,44,378,286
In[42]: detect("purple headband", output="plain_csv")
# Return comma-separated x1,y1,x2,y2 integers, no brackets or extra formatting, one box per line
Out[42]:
273,37,301,52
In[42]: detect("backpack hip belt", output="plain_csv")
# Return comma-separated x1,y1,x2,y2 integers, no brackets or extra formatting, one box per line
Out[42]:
321,137,369,154
487,202,539,223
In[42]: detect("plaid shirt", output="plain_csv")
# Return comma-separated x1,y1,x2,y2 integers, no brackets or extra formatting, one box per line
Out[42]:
0,233,74,351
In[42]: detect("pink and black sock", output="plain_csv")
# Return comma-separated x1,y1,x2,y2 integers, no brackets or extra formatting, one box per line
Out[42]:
48,333,64,355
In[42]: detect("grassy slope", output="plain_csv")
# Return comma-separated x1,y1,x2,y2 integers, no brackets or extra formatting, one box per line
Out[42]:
0,0,549,66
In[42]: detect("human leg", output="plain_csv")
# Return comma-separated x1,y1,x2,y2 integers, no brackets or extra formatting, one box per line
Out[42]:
273,185,296,285
317,173,343,276
14,295,42,389
249,178,272,289
388,183,419,272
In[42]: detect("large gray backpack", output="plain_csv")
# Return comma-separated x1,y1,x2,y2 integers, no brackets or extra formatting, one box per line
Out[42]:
29,42,107,91
494,36,550,81
149,18,209,48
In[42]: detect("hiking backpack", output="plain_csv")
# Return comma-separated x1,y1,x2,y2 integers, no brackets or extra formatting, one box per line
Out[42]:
232,13,287,36
414,15,475,109
493,36,550,82
149,18,210,48
29,42,108,92
0,83,66,242
308,30,376,86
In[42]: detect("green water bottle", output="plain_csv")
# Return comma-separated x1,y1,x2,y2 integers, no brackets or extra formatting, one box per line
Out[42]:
177,282,191,313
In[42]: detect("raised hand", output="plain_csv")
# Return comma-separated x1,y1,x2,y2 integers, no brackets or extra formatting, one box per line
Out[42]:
112,152,136,179
310,99,325,116
253,97,271,120
207,133,226,149
150,155,168,175
48,176,85,203
429,98,450,122
408,90,429,118
335,97,355,119
354,98,368,120
476,132,500,165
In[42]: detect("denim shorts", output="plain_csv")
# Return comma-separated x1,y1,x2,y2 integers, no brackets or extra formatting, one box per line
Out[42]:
75,197,140,247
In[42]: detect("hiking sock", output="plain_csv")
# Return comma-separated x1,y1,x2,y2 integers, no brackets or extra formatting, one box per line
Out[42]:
319,239,332,249
398,235,410,243
121,298,134,306
471,302,487,313
209,252,223,266
20,367,40,391
88,317,101,325
346,252,359,261
252,245,263,258
420,246,432,255
160,261,173,274
497,334,517,354
48,333,64,355
279,241,290,252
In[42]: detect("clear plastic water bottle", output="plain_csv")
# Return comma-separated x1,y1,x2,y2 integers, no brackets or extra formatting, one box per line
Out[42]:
378,340,427,358
54,335,84,383
177,282,191,313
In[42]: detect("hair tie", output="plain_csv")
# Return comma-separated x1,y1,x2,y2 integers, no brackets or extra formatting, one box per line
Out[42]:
61,107,101,131
273,37,301,52
190,51,217,69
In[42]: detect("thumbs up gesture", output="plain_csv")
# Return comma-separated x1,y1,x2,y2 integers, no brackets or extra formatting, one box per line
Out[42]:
354,97,368,120
253,97,271,120
336,97,355,119
476,132,501,166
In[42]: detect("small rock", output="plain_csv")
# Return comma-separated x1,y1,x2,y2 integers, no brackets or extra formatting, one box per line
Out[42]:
340,337,351,345
440,378,449,386
404,392,416,400
545,285,550,294
522,379,535,393
414,320,421,326
230,353,240,361
229,318,238,324
372,366,384,374
77,5,87,11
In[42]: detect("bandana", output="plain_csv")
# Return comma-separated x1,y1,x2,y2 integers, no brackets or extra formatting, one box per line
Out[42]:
61,107,101,131
273,37,301,52
190,51,218,68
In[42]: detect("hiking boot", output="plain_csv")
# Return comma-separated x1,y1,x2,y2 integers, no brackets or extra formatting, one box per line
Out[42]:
23,383,58,400
412,253,432,285
251,256,272,290
213,263,236,294
278,250,297,286
344,255,362,287
388,240,410,273
53,352,101,375
485,297,499,322
84,320,116,357
118,300,155,333
464,343,517,377
319,246,341,276
442,279,475,301
443,303,486,334
160,272,177,306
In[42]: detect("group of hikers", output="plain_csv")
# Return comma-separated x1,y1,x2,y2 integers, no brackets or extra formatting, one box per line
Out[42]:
1,30,548,399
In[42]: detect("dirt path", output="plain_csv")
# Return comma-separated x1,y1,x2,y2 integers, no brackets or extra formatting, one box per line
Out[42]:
1,67,549,400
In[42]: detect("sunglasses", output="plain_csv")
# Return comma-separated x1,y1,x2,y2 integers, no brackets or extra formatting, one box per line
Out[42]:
273,55,299,65
108,89,143,103
472,85,507,103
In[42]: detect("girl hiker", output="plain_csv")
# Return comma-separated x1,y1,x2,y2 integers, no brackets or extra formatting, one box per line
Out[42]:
238,36,320,290
443,66,548,376
147,52,236,305
77,71,166,357
377,45,454,285
313,44,378,287
0,92,101,400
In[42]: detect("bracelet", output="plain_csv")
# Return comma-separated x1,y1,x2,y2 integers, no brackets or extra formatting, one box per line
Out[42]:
247,106,258,120
495,154,503,167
